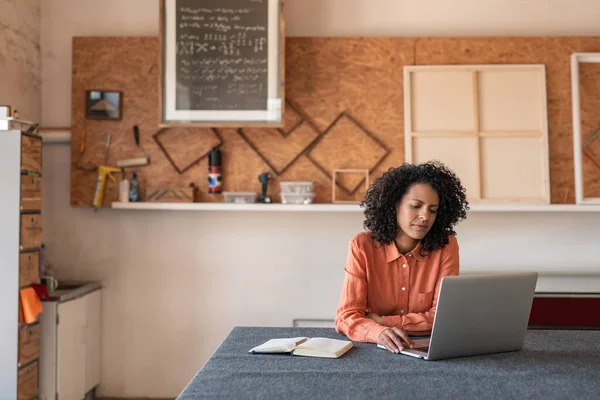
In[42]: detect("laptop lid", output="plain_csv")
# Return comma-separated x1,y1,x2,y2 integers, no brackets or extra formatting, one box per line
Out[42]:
423,272,538,361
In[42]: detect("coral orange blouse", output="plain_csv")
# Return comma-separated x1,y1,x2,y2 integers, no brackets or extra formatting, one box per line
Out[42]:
335,231,460,343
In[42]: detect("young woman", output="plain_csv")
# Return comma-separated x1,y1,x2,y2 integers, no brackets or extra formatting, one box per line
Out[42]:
335,161,469,353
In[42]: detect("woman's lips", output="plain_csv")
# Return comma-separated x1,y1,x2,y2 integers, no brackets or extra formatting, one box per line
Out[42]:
412,224,428,231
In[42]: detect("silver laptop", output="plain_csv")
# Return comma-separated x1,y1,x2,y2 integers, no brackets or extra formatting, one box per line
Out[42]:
378,272,538,361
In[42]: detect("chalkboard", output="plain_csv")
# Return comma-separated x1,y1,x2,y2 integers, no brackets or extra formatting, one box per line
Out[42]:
160,0,284,127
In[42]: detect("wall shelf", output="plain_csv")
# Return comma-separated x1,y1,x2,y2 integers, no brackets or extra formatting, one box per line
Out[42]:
111,202,363,212
468,203,600,212
111,202,600,212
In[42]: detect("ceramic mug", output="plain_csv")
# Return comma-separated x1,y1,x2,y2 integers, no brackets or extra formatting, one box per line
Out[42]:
41,276,58,292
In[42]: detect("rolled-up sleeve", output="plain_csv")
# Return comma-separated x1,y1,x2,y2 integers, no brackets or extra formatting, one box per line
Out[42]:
335,238,388,343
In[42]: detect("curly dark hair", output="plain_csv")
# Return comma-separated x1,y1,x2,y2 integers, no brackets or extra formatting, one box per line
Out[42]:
361,161,469,253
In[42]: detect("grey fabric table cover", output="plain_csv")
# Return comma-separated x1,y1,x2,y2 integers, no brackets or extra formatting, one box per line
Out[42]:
177,327,600,399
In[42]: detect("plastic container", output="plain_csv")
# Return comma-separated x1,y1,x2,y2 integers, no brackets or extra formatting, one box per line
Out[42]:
280,192,316,205
222,191,258,204
279,181,316,194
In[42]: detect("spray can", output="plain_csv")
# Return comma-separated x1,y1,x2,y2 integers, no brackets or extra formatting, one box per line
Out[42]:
208,147,222,194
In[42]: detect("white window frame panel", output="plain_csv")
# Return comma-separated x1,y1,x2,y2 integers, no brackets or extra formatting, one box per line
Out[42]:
404,64,551,205
571,53,600,205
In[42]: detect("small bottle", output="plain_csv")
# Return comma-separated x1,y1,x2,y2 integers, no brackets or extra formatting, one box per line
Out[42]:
208,147,222,194
120,177,130,203
129,172,140,202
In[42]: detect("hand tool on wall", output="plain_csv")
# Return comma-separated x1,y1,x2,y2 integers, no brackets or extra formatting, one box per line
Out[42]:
74,130,97,172
258,172,272,203
93,165,121,207
116,125,150,168
93,132,122,207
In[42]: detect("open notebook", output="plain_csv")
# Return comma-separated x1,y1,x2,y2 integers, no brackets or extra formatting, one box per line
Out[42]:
249,337,353,359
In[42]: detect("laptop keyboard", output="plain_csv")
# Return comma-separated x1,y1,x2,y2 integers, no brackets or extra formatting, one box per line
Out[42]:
408,340,430,352
411,345,429,352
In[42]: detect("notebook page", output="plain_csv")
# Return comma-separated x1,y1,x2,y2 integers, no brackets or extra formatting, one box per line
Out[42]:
249,337,308,353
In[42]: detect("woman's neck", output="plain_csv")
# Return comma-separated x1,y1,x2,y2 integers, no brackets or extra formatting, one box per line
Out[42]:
394,233,419,255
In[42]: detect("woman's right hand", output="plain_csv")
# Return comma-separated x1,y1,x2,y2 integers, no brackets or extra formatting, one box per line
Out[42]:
378,327,414,353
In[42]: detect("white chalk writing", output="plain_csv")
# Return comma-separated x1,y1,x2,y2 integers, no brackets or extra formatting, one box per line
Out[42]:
175,0,270,110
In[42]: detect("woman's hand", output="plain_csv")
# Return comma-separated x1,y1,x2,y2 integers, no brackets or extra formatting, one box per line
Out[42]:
378,327,414,353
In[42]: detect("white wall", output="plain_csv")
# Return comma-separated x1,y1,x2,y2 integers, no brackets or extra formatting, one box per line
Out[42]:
0,0,41,122
40,0,600,398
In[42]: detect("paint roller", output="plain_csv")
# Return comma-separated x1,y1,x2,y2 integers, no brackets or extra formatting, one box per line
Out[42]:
117,156,149,168
116,125,150,168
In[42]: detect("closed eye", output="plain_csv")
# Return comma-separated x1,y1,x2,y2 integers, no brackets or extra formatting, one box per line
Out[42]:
410,204,438,214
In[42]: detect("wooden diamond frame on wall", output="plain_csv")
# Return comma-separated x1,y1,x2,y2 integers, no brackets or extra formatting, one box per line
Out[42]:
277,100,304,138
332,169,370,204
306,112,391,195
234,99,324,176
153,127,223,174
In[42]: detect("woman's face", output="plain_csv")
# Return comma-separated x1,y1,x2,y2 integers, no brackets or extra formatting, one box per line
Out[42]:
396,183,439,240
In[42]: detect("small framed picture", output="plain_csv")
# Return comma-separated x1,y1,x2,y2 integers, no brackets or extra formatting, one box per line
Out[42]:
0,105,11,118
85,90,122,120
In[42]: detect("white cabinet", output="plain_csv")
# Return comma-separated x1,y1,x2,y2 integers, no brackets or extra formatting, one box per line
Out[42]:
40,285,102,400
84,290,101,394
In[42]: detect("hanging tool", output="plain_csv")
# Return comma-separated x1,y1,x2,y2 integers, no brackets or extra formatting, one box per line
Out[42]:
93,165,121,207
73,130,97,172
93,132,121,207
103,132,111,165
258,172,272,203
116,125,150,168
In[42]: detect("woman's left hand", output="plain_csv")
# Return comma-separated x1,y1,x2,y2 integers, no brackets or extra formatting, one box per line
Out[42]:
366,312,384,325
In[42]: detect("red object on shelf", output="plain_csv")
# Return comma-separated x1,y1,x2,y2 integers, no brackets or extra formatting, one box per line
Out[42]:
528,295,600,328
31,283,50,301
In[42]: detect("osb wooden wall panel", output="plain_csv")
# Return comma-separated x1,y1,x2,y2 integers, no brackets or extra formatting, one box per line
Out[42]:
71,36,600,207
71,37,413,206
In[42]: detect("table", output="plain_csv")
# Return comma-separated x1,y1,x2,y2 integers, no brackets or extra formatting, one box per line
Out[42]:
177,327,600,399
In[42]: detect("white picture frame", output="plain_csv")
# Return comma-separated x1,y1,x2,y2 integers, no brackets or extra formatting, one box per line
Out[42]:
159,0,285,127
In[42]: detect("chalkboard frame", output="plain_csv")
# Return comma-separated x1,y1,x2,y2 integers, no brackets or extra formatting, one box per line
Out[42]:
159,0,285,127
